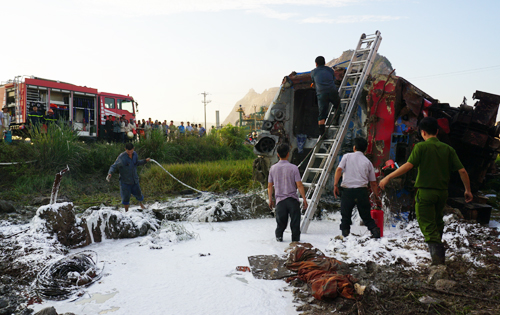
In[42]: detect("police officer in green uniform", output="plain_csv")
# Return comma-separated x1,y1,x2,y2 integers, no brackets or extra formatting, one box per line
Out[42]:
379,117,472,265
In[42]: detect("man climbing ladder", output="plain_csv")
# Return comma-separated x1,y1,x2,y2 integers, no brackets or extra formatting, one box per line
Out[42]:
311,56,341,137
300,31,382,234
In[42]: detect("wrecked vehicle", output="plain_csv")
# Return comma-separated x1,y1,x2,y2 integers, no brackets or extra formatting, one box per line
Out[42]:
252,51,393,183
252,50,500,222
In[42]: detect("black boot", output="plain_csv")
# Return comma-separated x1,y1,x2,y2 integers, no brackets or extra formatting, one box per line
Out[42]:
428,242,445,265
342,229,350,237
319,125,326,137
370,226,381,239
436,243,446,265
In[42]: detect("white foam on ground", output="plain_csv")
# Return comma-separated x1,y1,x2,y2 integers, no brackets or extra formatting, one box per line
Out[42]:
0,202,499,315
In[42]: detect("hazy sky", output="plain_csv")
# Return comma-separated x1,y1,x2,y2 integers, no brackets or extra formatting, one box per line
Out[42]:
1,0,501,124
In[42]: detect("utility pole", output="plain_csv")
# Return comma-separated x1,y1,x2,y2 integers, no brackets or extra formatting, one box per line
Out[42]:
253,104,257,131
236,105,244,127
200,91,211,132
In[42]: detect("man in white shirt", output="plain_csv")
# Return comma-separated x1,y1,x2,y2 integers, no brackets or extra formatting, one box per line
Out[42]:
185,121,193,135
333,137,380,238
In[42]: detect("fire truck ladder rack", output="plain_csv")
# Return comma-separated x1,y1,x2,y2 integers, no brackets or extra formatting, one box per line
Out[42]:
300,31,382,233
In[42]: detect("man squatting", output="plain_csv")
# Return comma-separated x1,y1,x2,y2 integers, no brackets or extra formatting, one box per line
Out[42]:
379,117,473,265
268,144,308,242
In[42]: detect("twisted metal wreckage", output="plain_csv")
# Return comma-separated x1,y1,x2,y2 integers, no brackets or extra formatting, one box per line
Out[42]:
252,58,500,224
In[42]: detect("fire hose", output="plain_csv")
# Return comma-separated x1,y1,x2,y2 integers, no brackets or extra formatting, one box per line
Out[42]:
150,159,203,194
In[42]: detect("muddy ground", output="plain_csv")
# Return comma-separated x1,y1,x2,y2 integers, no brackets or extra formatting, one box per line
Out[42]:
289,227,500,315
288,191,501,315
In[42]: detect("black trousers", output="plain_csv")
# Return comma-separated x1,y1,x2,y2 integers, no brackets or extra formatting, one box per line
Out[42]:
275,197,301,242
340,187,376,231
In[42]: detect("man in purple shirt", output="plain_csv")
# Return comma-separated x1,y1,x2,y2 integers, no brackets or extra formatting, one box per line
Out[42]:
268,144,308,242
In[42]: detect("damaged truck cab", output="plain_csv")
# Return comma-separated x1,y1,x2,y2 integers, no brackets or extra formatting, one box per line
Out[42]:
252,60,500,222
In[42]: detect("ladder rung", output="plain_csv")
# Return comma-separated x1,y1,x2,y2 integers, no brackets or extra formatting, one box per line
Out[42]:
347,72,362,77
356,48,372,53
349,60,367,65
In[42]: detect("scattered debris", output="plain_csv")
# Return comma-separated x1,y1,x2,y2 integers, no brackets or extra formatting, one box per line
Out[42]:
32,250,103,301
50,166,70,205
248,255,295,280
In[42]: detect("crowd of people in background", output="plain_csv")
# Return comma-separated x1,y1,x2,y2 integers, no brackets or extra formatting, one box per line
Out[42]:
102,116,209,143
2,106,223,144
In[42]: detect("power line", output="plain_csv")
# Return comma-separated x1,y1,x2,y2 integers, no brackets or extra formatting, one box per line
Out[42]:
409,65,500,80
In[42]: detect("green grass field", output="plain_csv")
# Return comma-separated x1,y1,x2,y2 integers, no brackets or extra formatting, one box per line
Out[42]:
0,124,259,205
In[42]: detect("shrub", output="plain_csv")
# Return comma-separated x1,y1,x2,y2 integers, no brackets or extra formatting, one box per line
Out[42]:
136,128,167,161
27,121,85,174
218,124,247,149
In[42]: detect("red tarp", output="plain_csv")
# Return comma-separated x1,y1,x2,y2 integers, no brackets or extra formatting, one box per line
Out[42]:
285,243,360,300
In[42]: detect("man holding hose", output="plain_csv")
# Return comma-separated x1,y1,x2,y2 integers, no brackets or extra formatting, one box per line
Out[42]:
107,142,151,211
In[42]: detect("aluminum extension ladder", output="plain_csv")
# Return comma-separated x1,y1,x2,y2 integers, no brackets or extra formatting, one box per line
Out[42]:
300,31,382,233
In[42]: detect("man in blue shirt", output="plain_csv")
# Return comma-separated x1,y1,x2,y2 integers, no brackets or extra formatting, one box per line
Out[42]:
107,143,151,212
198,124,206,137
178,121,185,137
311,56,341,137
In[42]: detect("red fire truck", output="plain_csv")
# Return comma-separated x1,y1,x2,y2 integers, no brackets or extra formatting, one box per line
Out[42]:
0,76,137,140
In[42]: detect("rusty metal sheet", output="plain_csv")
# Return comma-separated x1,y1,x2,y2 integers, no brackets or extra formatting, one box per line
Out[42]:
248,255,295,280
462,130,489,148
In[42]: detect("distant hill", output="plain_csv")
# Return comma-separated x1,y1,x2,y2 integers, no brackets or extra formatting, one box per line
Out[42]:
222,51,393,126
327,51,394,76
222,88,279,126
